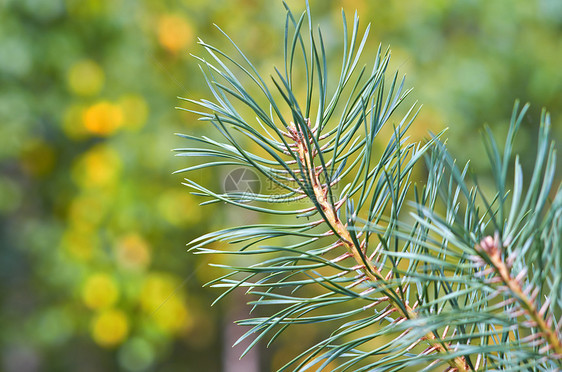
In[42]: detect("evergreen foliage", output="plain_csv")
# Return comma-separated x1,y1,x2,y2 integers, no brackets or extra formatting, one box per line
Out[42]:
176,3,561,371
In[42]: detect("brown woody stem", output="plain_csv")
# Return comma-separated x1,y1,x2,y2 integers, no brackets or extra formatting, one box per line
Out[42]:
290,120,469,372
478,236,562,358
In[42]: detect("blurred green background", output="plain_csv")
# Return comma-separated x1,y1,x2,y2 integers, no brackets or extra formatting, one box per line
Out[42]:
1,0,561,371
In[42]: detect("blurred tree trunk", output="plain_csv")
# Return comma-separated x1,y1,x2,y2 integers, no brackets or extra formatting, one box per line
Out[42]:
222,291,260,372
222,189,261,372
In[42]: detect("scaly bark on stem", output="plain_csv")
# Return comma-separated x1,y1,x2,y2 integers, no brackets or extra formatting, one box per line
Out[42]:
288,120,469,372
477,235,562,358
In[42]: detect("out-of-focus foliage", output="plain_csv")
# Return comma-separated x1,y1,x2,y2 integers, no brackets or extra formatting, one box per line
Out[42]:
0,0,560,371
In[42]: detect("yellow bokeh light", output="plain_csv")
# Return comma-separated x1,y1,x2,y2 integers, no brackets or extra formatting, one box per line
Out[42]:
82,101,124,136
157,189,201,226
68,193,108,229
140,273,178,313
61,228,98,261
63,103,89,140
151,296,191,334
91,309,129,348
67,59,105,96
115,233,151,271
72,144,121,189
66,0,108,18
339,0,367,14
82,273,119,310
140,273,191,334
157,14,193,53
194,251,225,286
118,94,149,131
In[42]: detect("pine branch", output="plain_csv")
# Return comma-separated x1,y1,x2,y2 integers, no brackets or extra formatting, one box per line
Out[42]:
176,3,561,371
377,103,562,370
287,116,469,371
474,234,562,357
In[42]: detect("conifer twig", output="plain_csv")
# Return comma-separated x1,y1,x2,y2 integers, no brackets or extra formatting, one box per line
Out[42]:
290,118,469,372
475,234,562,358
